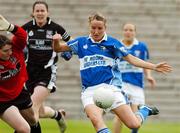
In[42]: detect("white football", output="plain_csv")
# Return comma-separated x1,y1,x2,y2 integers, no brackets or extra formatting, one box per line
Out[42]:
93,86,115,109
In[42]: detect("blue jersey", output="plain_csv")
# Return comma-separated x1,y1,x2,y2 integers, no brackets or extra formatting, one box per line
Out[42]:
118,39,149,88
67,34,129,91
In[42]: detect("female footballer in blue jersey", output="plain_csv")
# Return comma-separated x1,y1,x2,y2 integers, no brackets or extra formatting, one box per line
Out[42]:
113,23,156,133
52,13,172,133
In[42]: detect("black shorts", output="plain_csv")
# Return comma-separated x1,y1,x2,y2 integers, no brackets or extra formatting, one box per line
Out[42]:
25,63,57,94
0,88,32,114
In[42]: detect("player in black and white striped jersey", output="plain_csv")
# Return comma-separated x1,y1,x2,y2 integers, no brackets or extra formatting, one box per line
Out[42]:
22,1,72,133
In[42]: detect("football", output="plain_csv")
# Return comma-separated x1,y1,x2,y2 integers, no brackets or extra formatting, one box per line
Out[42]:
93,86,115,109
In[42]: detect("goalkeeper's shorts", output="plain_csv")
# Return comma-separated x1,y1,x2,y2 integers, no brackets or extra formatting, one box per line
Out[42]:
0,88,32,114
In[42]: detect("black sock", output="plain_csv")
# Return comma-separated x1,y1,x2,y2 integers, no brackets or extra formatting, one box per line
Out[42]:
51,110,62,121
14,122,41,133
131,128,138,133
30,122,41,133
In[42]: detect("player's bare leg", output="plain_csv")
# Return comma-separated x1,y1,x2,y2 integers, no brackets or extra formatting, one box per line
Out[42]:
20,107,37,126
113,115,123,133
85,104,111,133
1,106,30,133
31,86,49,120
113,104,159,129
32,85,67,133
39,105,67,133
113,104,141,129
130,104,139,133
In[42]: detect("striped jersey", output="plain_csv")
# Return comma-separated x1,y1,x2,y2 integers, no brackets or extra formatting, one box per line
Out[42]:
22,17,71,67
67,34,129,91
117,38,149,88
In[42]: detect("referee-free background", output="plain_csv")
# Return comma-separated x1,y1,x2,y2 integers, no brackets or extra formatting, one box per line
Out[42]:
0,0,180,132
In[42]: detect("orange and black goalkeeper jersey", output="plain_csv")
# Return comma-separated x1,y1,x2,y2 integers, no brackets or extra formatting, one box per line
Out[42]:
0,26,28,102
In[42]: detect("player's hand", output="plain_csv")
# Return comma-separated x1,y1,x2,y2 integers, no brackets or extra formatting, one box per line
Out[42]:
52,33,62,47
52,33,70,52
154,62,172,74
0,14,14,31
53,33,62,42
61,51,72,61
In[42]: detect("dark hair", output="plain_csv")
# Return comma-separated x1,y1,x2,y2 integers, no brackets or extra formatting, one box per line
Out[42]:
0,35,12,49
88,12,106,25
32,0,48,12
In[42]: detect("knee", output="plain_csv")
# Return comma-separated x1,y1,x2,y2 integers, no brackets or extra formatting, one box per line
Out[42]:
16,125,31,133
39,107,46,118
126,121,141,129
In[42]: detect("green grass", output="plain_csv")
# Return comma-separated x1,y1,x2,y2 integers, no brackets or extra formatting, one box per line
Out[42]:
0,119,180,133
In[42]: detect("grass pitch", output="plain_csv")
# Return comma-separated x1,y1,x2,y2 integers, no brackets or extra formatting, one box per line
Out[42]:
0,119,180,133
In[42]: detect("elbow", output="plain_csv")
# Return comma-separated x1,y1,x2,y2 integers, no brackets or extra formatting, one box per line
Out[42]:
52,44,61,52
53,48,61,53
52,43,70,52
53,46,66,52
53,49,58,52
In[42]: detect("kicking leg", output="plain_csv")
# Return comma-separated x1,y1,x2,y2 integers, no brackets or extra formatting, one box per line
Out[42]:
113,104,141,129
112,104,159,129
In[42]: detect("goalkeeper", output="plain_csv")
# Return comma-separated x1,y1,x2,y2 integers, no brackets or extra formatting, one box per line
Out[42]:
0,15,41,133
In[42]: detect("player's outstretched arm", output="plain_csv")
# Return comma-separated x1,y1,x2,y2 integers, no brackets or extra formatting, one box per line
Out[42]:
123,54,172,74
52,33,71,52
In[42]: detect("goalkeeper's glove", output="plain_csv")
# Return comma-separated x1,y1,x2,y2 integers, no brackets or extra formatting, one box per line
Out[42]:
61,51,72,61
0,14,14,31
